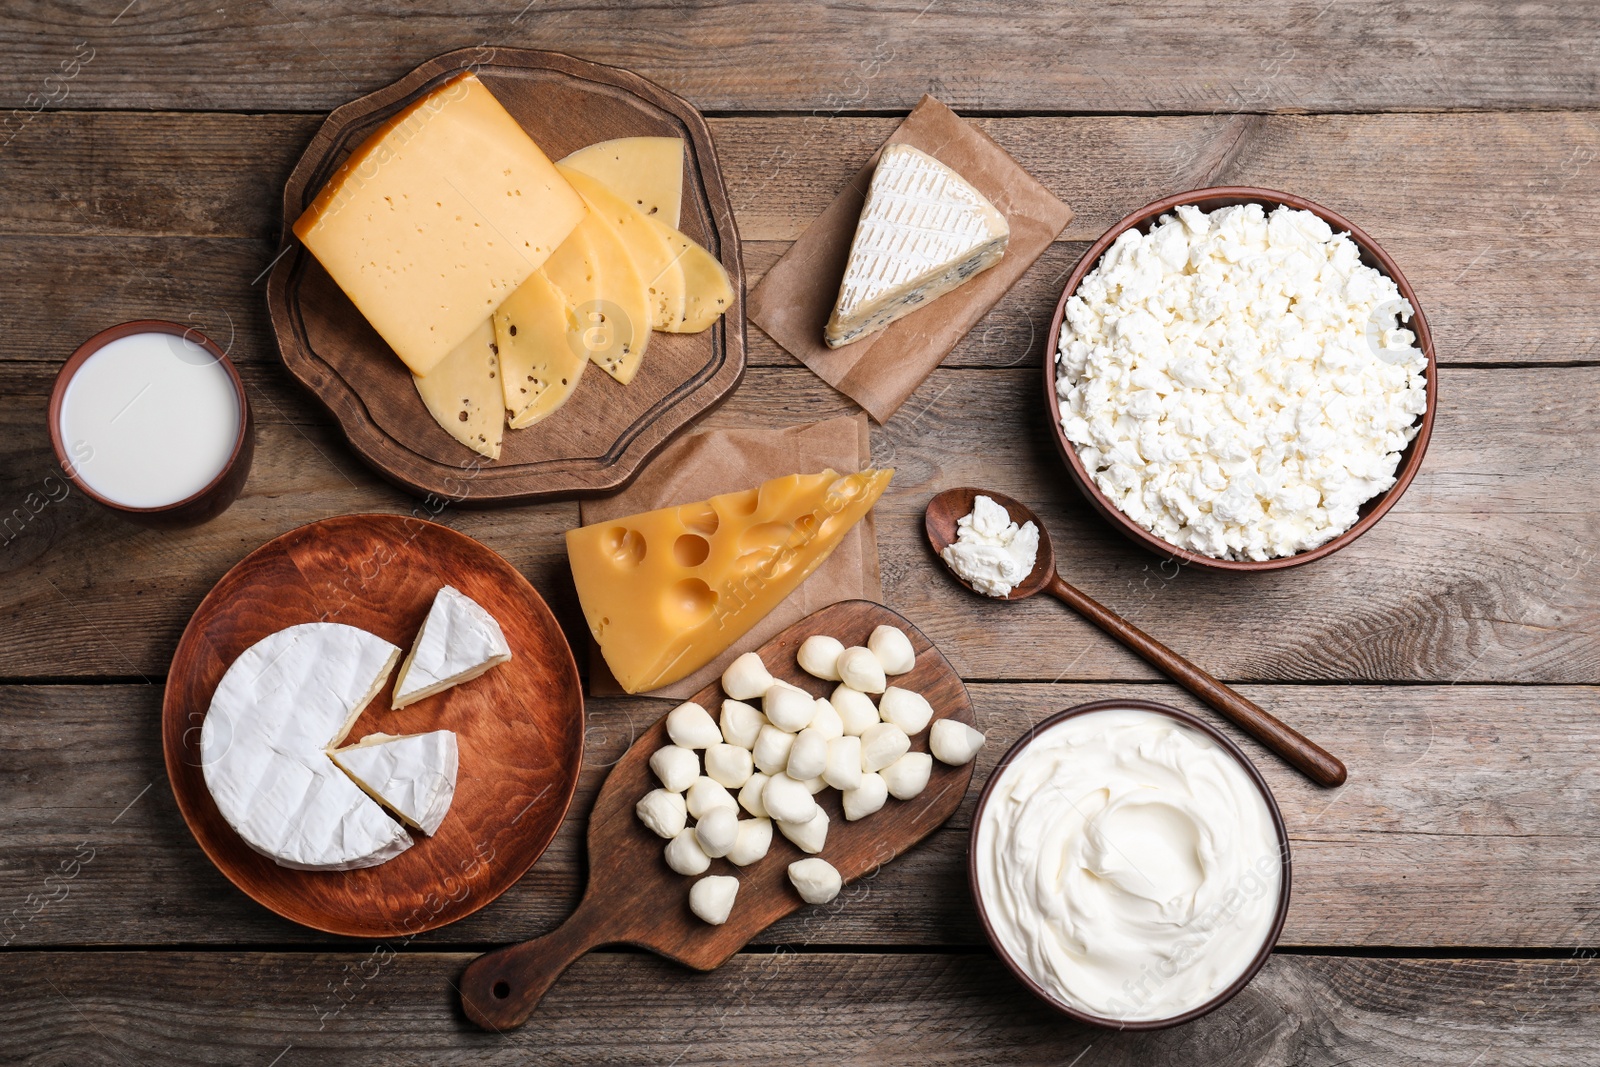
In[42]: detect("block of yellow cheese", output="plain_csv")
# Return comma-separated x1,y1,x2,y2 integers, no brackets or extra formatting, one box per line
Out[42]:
293,72,586,377
493,271,586,429
560,136,685,229
412,318,502,460
541,213,652,384
567,468,894,694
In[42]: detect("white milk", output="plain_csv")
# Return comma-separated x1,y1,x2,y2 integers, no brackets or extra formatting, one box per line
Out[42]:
59,331,241,508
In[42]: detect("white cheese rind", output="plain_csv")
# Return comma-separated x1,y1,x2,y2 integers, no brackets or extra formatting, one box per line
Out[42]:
392,585,511,708
331,730,460,836
825,144,1009,347
201,623,412,871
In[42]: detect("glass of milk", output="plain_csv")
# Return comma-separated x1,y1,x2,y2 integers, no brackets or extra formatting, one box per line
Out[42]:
50,321,254,527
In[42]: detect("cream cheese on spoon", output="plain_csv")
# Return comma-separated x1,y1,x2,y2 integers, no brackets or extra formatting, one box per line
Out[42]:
940,495,1039,597
975,707,1283,1022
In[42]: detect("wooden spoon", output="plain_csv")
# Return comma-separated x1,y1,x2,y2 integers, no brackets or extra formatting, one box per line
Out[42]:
925,487,1346,787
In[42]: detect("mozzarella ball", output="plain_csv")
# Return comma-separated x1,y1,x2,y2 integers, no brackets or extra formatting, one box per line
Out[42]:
881,751,933,800
788,857,843,904
929,719,986,765
878,687,934,735
752,724,796,775
649,745,699,793
665,828,711,875
705,743,755,789
868,625,917,675
842,772,888,821
777,806,829,854
800,774,828,794
836,646,886,694
762,772,819,825
694,806,739,858
719,699,767,750
722,652,774,700
786,728,829,781
860,722,911,772
685,776,737,819
689,874,739,925
764,683,816,732
635,788,687,839
666,701,722,749
796,634,845,680
809,699,845,741
831,685,880,736
727,817,773,866
823,735,863,791
738,771,771,818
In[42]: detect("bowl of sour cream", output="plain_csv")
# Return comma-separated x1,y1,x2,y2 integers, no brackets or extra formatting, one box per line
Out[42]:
969,699,1290,1029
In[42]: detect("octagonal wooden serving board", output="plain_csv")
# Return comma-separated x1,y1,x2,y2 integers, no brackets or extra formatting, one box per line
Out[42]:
162,514,585,938
458,599,977,1031
266,48,746,504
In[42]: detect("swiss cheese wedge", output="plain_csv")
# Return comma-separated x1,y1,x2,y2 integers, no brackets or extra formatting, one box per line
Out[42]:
293,72,586,377
566,468,893,693
541,214,652,384
556,164,687,331
494,271,587,428
412,319,502,460
560,137,685,229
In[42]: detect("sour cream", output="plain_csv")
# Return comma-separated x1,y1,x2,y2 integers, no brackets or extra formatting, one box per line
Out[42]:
974,707,1284,1023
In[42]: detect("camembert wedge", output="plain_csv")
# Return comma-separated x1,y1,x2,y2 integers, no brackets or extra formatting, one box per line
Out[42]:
566,468,893,694
392,585,511,709
411,319,502,460
825,143,1009,348
560,136,685,229
293,72,586,377
494,271,587,428
332,730,460,836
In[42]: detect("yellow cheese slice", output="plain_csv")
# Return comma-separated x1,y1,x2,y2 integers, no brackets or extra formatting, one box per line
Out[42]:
642,215,735,333
412,319,502,460
493,271,587,429
559,136,685,229
566,468,894,694
556,164,687,331
293,72,586,377
541,215,652,384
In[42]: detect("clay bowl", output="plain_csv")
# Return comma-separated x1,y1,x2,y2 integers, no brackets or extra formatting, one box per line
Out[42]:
967,698,1292,1030
1041,187,1437,571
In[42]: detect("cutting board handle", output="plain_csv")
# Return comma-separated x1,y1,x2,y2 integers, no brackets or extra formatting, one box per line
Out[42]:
460,897,612,1031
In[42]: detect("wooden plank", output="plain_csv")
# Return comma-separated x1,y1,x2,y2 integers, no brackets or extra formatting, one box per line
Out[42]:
5,681,1599,949
3,111,1597,365
4,949,1599,1064
2,362,1596,685
3,1,1598,114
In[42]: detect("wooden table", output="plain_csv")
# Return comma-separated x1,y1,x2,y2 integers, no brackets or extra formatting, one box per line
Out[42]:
4,3,1599,1062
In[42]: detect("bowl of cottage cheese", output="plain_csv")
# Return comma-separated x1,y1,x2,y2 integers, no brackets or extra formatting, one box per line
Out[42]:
1045,188,1436,569
969,699,1291,1028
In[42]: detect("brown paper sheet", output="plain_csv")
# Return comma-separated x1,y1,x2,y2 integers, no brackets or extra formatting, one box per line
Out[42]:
747,95,1074,423
580,415,882,699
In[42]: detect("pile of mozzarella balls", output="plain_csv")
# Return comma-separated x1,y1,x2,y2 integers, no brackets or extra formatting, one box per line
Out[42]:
635,624,987,926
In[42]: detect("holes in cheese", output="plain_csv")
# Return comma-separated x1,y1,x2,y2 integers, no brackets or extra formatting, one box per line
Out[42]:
566,468,893,694
493,270,588,430
540,211,652,385
411,318,503,460
293,72,586,377
559,136,685,230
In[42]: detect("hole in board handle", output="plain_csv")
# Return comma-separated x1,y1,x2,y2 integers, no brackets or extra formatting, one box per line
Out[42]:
493,981,510,1000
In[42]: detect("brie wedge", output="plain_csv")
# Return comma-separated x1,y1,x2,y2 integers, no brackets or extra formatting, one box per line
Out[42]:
392,585,512,708
332,731,460,835
200,623,413,871
825,143,1009,348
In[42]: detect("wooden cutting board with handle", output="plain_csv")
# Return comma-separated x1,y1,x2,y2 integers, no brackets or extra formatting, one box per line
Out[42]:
459,599,977,1031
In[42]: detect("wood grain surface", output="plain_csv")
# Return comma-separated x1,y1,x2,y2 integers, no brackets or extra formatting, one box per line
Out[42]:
5,2,1600,1061
162,514,586,936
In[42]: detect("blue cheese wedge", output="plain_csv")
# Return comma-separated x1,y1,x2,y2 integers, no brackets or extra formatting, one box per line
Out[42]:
331,730,460,836
200,623,413,871
391,585,512,709
824,144,1009,348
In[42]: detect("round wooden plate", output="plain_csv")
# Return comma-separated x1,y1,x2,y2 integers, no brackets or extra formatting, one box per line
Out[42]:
265,47,746,505
161,514,585,938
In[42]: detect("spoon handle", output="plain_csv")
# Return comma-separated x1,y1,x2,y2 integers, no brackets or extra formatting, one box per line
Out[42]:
1045,573,1347,787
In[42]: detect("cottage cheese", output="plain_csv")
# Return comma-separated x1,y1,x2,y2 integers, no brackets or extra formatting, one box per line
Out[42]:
1055,204,1428,561
940,495,1040,597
